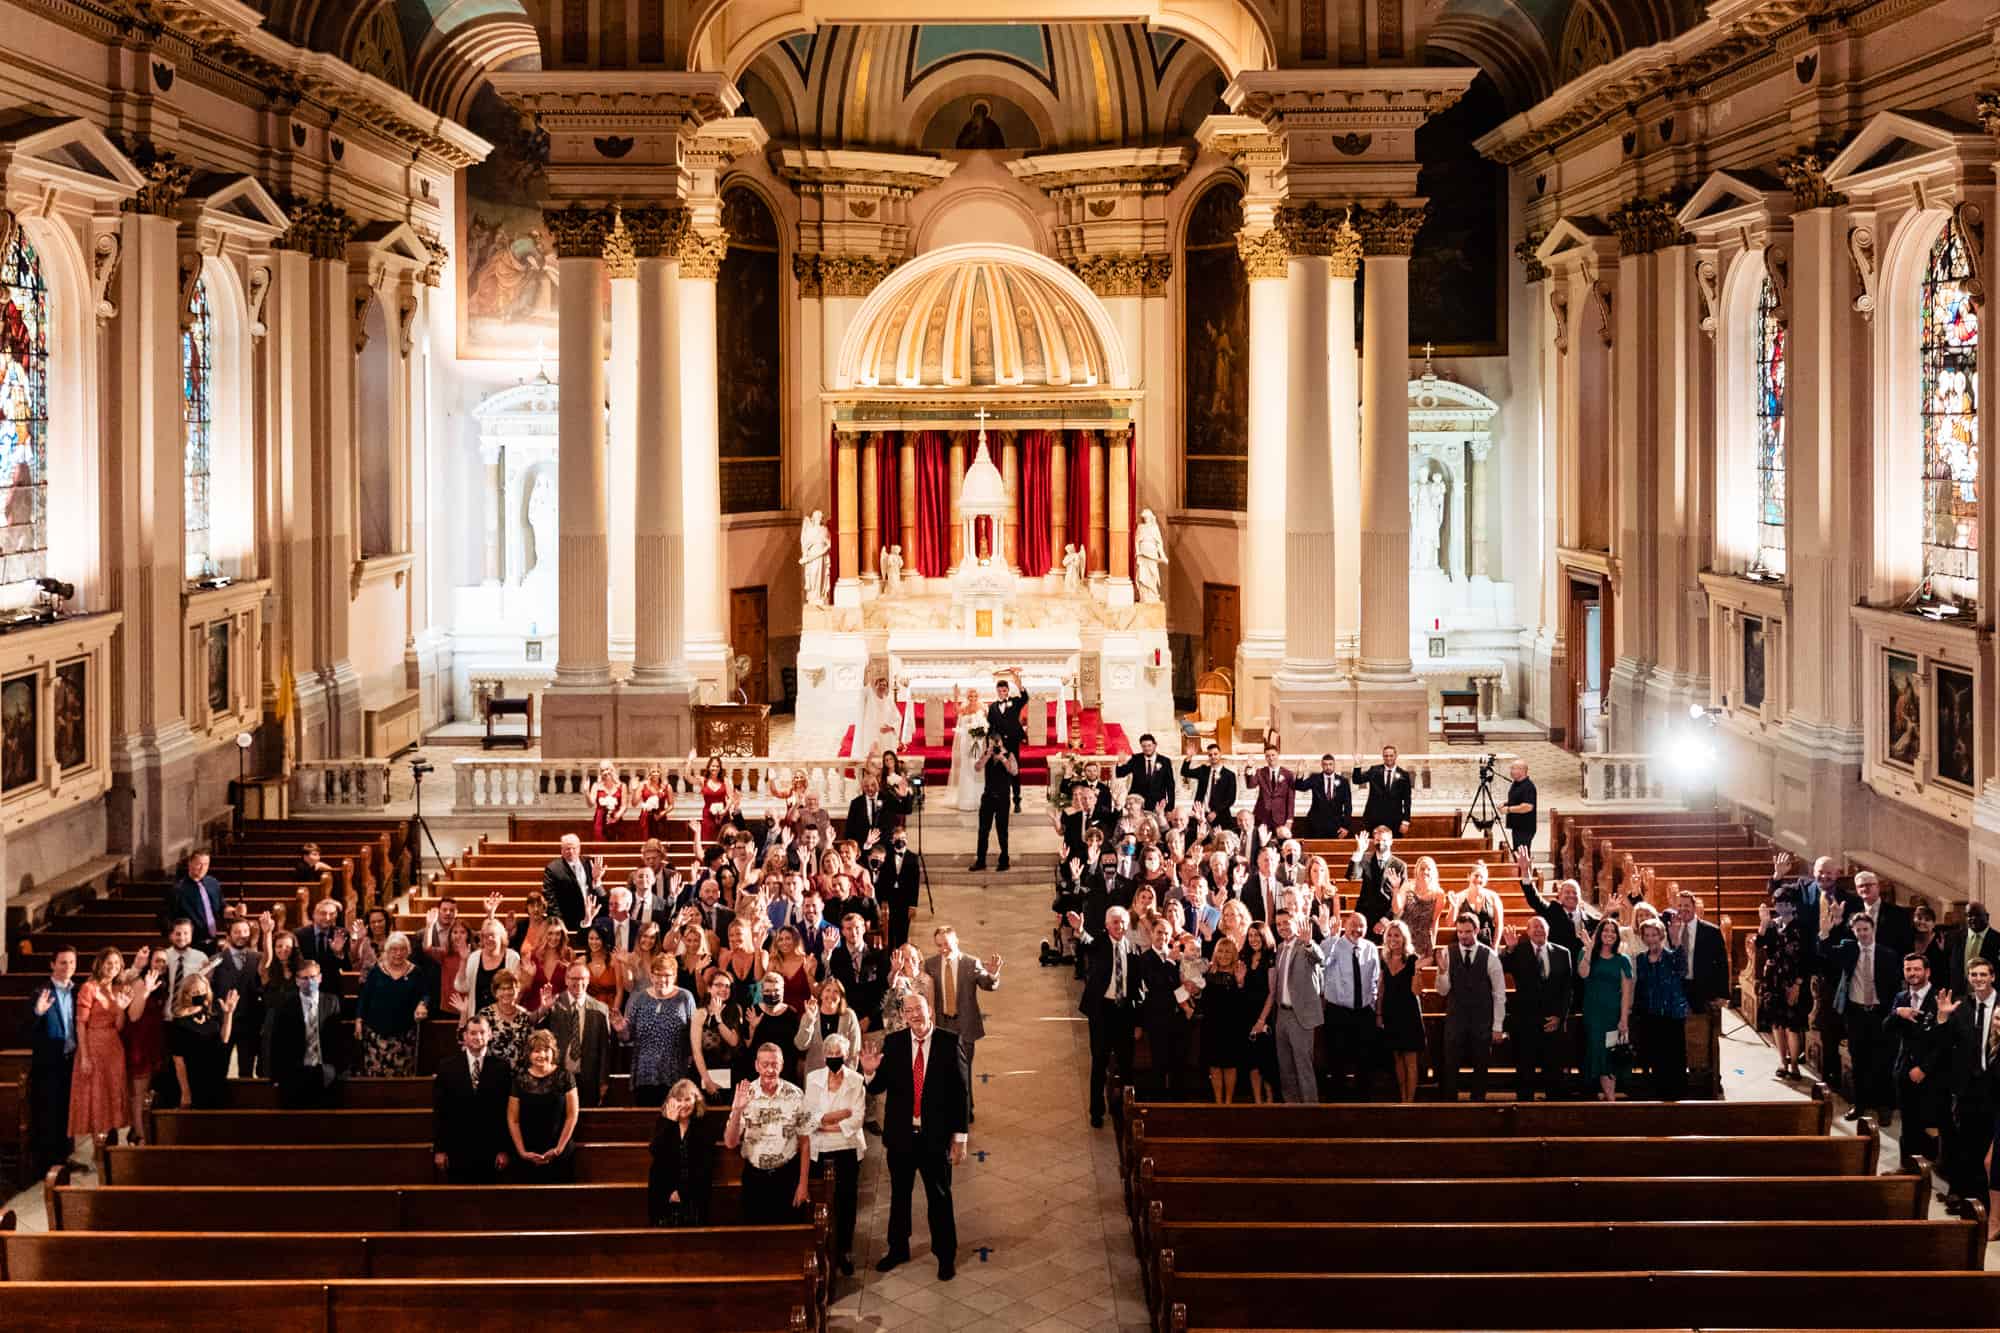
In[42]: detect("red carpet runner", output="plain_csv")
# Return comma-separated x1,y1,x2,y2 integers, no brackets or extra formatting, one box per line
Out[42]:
838,701,1130,785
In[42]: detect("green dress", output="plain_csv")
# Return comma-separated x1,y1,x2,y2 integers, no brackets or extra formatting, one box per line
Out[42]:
1581,952,1631,1082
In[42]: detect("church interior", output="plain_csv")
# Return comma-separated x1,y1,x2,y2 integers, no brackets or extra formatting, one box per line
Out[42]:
1,0,2000,1325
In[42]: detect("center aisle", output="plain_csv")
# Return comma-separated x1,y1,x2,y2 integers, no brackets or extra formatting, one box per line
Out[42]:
834,820,1147,1333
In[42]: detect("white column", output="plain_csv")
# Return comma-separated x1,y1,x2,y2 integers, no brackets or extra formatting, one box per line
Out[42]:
606,260,638,667
551,208,612,689
632,214,688,688
1331,257,1362,668
678,228,730,687
1235,229,1290,728
1280,248,1337,672
1468,440,1491,579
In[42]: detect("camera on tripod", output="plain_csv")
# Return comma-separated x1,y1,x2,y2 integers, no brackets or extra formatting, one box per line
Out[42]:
409,756,435,778
1477,753,1498,781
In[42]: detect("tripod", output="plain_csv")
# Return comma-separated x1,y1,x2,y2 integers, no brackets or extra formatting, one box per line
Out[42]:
1461,761,1503,844
408,758,448,895
910,775,937,919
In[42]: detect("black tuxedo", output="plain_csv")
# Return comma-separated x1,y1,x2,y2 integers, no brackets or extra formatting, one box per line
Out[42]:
1180,760,1237,822
262,988,348,1107
868,1027,968,1266
1502,939,1573,1100
1886,985,1941,1169
1299,770,1353,839
432,1051,514,1182
1352,764,1413,833
1345,852,1406,932
1077,927,1139,1121
1941,991,2000,1198
985,692,1028,753
844,791,895,846
1118,751,1176,810
293,924,350,981
1943,926,2000,997
209,945,266,1077
542,856,601,932
831,943,887,1029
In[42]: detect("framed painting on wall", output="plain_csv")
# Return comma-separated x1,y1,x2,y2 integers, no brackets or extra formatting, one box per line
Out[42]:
207,621,231,717
2,671,37,792
1741,616,1766,711
1934,665,1975,790
54,659,86,772
1884,651,1921,769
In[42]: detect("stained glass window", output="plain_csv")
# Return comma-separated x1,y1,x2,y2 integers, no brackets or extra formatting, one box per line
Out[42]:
1919,219,1979,600
0,225,49,589
183,275,214,579
1753,273,1787,576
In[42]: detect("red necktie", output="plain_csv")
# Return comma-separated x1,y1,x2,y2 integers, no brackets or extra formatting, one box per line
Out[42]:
912,1038,927,1121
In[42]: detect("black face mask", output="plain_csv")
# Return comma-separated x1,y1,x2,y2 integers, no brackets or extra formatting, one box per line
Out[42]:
824,1057,844,1073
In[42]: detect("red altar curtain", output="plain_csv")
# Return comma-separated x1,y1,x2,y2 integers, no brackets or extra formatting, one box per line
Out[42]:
875,434,902,567
1018,430,1053,575
826,427,840,582
1066,431,1091,560
913,430,952,576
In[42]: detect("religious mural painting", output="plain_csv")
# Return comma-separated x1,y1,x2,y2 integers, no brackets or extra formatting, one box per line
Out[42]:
1884,651,1920,769
53,658,85,772
1,669,36,791
1934,664,1975,790
0,225,49,588
1182,182,1247,511
207,621,231,717
1740,615,1766,712
717,186,783,514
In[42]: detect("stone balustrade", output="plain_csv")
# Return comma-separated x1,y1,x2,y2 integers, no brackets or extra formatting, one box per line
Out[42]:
1579,752,1679,806
292,759,393,811
451,755,876,814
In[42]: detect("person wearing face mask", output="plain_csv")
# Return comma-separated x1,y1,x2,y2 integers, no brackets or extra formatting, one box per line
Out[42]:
804,1032,867,1275
748,971,803,1085
262,960,347,1108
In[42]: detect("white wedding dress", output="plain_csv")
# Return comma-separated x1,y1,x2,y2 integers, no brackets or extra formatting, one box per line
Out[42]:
949,704,986,811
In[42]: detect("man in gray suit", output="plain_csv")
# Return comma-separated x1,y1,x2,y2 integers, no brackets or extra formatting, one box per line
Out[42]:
925,925,1002,1124
1270,907,1325,1103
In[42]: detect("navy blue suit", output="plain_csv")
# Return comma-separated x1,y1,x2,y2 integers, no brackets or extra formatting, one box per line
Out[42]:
19,979,77,1173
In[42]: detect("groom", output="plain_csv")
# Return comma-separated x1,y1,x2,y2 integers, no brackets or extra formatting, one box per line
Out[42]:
985,676,1029,815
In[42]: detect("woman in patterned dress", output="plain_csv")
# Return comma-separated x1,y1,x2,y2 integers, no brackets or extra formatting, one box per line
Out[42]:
478,969,535,1072
619,953,696,1108
355,932,429,1077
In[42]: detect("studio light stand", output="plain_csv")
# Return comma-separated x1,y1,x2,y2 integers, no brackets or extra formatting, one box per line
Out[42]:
1685,704,1725,911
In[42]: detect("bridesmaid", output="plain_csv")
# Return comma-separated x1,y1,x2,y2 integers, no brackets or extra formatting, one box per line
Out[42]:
69,947,130,1151
687,754,734,846
121,947,168,1138
635,763,672,842
589,760,626,841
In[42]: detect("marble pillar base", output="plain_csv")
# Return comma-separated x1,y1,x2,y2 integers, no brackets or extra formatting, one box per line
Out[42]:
1351,677,1430,757
1971,784,2000,908
540,686,619,759
108,720,202,874
1271,673,1356,754
1234,636,1284,740
324,659,365,757
617,685,695,756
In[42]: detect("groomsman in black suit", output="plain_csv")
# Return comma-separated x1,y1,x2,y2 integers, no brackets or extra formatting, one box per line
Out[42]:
862,993,970,1281
1180,743,1238,824
432,1015,513,1183
1352,745,1413,836
1887,953,1942,1171
1500,916,1573,1102
1117,733,1177,812
1299,755,1353,839
985,676,1029,814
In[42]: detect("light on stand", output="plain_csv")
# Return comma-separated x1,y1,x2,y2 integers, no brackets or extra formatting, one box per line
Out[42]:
232,729,254,833
1681,702,1726,917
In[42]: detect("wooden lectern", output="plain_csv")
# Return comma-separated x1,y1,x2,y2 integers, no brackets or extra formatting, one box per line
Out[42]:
692,703,770,756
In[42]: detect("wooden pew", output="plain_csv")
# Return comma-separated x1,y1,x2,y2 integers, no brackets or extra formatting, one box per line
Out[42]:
0,1276,812,1332
215,1075,642,1110
148,1105,663,1146
1159,1268,2000,1332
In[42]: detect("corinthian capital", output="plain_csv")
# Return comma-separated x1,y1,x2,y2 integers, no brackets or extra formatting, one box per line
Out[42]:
678,228,729,280
1354,202,1426,257
1235,229,1288,280
545,205,616,259
1067,254,1173,298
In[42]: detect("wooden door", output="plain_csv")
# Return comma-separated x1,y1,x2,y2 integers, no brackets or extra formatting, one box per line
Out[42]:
1203,583,1241,675
730,586,769,707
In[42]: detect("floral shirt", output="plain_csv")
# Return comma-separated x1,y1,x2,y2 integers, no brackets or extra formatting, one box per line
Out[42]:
734,1078,810,1171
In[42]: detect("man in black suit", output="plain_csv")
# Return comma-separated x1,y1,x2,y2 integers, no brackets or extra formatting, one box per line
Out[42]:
874,830,922,951
845,772,895,846
541,834,603,932
1937,958,1999,1205
262,959,347,1107
19,946,78,1176
1820,910,1905,1122
209,917,267,1078
432,1015,513,1183
968,738,1019,874
1500,916,1572,1102
1067,904,1137,1127
1670,887,1731,1011
1117,733,1176,812
1516,848,1597,963
862,993,969,1281
294,898,351,981
1299,755,1353,839
1180,743,1237,825
1346,829,1406,935
1943,902,1999,997
170,851,227,951
830,913,887,1029
1352,744,1412,836
1846,871,1915,957
985,676,1029,814
1886,953,1942,1171
1132,914,1194,1099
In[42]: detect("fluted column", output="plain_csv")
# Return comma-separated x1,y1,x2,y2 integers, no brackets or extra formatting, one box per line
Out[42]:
605,216,638,667
1001,431,1021,570
859,433,880,580
628,207,689,689
549,205,614,689
835,433,860,598
1330,222,1363,668
1275,204,1349,682
1468,438,1491,578
677,226,730,684
1087,433,1108,574
1050,434,1069,568
1357,202,1424,682
899,437,918,568
1107,431,1132,585
948,433,967,567
482,448,505,584
1236,227,1290,719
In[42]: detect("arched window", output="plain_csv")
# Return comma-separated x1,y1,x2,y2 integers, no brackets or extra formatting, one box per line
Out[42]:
1752,275,1786,575
183,276,215,578
1919,219,1980,600
0,226,49,590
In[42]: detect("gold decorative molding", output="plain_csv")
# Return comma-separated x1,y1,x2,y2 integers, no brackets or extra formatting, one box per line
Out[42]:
1353,201,1426,257
1973,89,1999,137
1777,145,1847,212
545,205,615,260
1606,195,1688,256
623,206,690,259
1274,200,1344,258
1235,228,1288,280
1328,213,1362,280
678,228,729,280
600,210,636,279
1066,253,1172,298
119,138,194,217
1514,230,1549,283
275,197,355,261
793,252,901,298
412,224,448,287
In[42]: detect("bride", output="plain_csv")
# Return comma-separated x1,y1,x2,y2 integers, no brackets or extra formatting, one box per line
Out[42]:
948,685,987,811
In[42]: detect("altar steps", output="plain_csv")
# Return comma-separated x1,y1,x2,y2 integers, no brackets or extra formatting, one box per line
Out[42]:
839,703,1130,785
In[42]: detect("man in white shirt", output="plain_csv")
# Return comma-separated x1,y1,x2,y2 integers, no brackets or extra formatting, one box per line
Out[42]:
724,1043,813,1224
803,1032,867,1276
158,919,209,1006
1319,912,1381,1100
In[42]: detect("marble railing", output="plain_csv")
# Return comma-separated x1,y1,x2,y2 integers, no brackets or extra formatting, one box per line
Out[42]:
292,759,394,811
1579,753,1679,805
451,756,879,813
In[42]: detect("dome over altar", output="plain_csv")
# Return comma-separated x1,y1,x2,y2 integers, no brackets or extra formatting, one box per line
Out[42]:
834,243,1130,392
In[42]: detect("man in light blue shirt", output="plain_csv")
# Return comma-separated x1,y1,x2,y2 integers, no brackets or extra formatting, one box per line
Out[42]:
1320,911,1381,1100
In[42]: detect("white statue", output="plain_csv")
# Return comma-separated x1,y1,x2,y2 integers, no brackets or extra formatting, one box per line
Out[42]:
799,510,832,608
1061,543,1085,594
880,544,904,594
1133,509,1168,604
1411,472,1447,573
